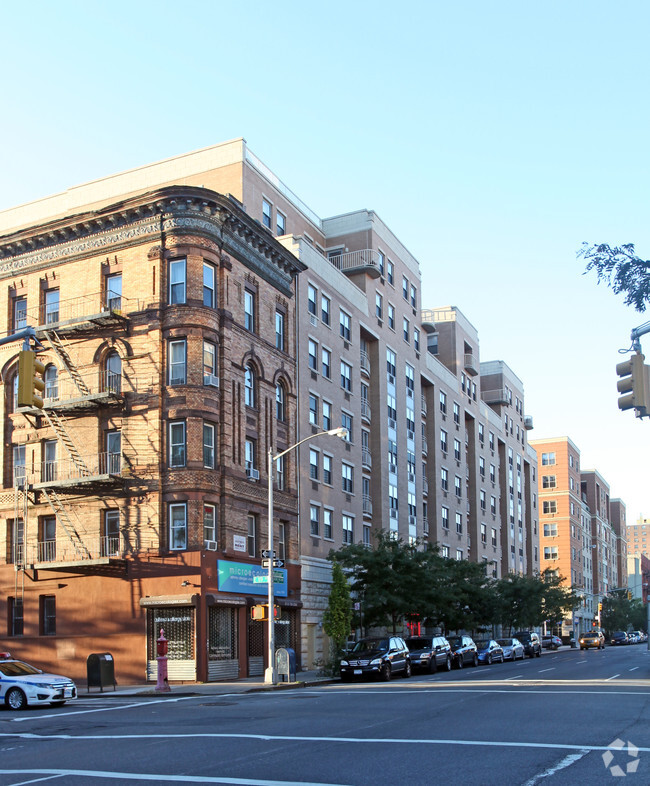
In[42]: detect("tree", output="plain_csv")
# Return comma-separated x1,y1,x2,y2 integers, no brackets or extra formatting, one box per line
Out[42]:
540,570,579,627
322,562,353,655
601,594,647,635
495,573,544,631
579,242,650,312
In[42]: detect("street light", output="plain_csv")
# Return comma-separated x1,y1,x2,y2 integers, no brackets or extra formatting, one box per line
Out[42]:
265,426,348,684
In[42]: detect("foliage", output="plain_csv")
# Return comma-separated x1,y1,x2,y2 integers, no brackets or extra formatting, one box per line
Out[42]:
540,570,579,625
322,562,353,651
579,242,650,312
601,594,647,635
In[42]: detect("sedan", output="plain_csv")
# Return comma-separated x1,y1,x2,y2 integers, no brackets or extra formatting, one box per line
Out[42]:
579,631,605,650
475,639,504,665
497,637,525,661
542,635,562,650
0,653,77,710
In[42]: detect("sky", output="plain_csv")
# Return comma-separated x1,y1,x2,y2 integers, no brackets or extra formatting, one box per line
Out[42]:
1,1,648,520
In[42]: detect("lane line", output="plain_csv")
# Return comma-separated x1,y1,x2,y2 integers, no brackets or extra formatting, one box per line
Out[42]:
522,749,591,785
0,771,347,786
537,668,555,673
605,674,621,681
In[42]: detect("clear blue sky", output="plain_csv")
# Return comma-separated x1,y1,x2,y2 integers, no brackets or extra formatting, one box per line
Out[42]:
1,1,648,520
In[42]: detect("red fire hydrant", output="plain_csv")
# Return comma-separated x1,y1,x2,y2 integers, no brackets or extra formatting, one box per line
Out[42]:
155,627,171,692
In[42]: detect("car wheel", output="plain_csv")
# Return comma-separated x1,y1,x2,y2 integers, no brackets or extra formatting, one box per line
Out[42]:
403,661,412,679
487,654,492,665
456,655,464,669
380,663,391,681
6,688,27,711
536,648,541,657
340,673,352,683
499,653,505,663
428,658,437,674
444,656,452,672
49,701,66,707
472,653,479,667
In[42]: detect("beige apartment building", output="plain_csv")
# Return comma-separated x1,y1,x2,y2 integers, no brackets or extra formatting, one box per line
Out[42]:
627,515,650,559
1,139,539,680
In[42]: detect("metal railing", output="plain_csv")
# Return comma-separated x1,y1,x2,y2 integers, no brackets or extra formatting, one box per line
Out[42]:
15,292,138,332
362,494,373,515
482,388,508,405
361,448,372,469
33,534,124,564
421,396,427,417
359,350,371,376
328,249,380,275
34,452,122,485
360,399,371,421
43,369,123,404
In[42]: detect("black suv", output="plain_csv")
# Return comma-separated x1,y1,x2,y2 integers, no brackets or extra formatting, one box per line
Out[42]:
448,634,478,668
513,631,542,658
405,635,452,673
340,636,411,681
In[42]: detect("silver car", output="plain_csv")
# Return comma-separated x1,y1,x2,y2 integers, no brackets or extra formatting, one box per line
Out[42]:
497,637,525,661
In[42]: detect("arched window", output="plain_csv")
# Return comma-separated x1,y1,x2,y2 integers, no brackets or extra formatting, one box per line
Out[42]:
105,352,122,394
44,365,58,402
11,373,18,412
244,364,255,408
276,381,286,421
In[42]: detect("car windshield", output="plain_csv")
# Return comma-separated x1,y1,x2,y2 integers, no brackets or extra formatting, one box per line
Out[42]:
351,639,388,654
474,640,490,648
497,638,513,646
613,632,626,637
405,638,431,650
0,661,41,676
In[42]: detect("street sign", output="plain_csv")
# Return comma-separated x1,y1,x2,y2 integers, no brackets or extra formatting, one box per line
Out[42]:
261,550,276,558
253,570,284,584
273,559,284,568
262,558,271,568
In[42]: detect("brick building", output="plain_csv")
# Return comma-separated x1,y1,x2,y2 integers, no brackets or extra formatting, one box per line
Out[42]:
1,140,539,680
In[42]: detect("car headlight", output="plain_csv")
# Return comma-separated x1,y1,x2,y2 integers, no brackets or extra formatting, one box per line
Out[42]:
340,660,349,666
370,658,382,666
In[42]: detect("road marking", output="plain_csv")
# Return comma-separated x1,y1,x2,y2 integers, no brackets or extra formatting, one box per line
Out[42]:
629,667,639,671
522,749,591,785
1,732,649,755
576,659,587,663
605,674,621,681
0,771,347,786
8,695,205,723
503,675,523,680
538,668,555,673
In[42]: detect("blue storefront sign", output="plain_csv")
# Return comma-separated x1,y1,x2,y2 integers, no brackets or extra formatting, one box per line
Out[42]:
217,560,288,597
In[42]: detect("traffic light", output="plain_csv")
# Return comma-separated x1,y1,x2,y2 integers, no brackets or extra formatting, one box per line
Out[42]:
598,602,602,613
250,604,280,621
17,350,45,408
616,352,649,413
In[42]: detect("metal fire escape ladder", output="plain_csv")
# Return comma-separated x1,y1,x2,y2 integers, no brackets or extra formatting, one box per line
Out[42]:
42,329,91,396
40,488,92,559
41,409,91,476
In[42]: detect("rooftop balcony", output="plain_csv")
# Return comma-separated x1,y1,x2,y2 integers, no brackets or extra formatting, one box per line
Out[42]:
482,388,509,405
328,249,381,279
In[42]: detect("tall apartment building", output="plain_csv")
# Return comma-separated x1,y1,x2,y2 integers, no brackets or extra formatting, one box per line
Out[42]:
627,515,650,559
0,140,539,681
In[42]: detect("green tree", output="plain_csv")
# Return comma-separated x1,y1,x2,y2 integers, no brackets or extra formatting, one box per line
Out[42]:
540,570,579,627
579,242,650,312
601,594,647,635
495,573,544,631
322,562,353,652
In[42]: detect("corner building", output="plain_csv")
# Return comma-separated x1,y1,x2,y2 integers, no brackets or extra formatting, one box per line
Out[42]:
0,140,539,680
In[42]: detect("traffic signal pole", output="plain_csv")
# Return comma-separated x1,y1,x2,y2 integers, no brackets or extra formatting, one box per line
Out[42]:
617,321,650,418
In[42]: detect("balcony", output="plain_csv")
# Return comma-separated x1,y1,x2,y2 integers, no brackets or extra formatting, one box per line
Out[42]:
25,292,138,337
36,370,124,413
362,494,373,516
482,388,509,405
360,350,371,377
422,477,429,495
29,451,123,492
26,534,152,571
421,436,428,455
327,249,381,279
464,353,479,376
361,398,371,423
524,416,534,430
421,395,427,417
361,448,372,470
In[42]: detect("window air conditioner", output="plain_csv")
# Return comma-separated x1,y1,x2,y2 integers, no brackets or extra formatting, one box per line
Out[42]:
204,374,220,388
204,540,218,551
246,468,260,480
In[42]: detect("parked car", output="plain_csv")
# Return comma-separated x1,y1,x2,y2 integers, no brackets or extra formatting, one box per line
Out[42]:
498,637,525,661
513,631,542,658
579,630,605,650
340,636,411,681
448,635,478,668
405,635,452,673
627,631,639,644
632,630,647,643
610,631,629,646
0,652,77,710
542,634,562,650
475,639,504,665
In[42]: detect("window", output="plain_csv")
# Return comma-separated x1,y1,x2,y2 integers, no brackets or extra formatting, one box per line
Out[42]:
377,251,385,276
453,402,460,425
45,289,60,324
275,310,285,351
386,349,396,378
388,303,395,330
387,259,394,285
491,495,497,514
387,394,397,422
106,273,122,311
442,506,449,529
310,505,320,536
480,490,486,511
262,199,272,229
323,454,332,485
441,467,448,491
490,464,496,483
410,284,417,309
544,523,558,536
542,452,556,466
456,549,463,561
403,317,410,343
481,523,487,544
8,597,23,636
203,340,218,384
106,430,121,475
276,381,286,421
342,514,354,544
321,347,331,379
455,475,462,498
244,364,256,407
442,545,450,558
203,262,216,308
454,439,461,462
543,500,557,514
102,510,120,557
169,339,187,385
456,512,463,533
169,502,187,550
340,361,352,391
375,292,383,320
342,462,354,493
13,297,27,333
248,514,257,556
339,310,351,341
321,294,331,326
278,522,286,560
309,448,319,480
169,259,186,304
544,546,558,560
245,438,257,475
204,504,216,544
309,394,319,426
43,439,57,482
276,210,286,236
308,339,318,371
440,429,448,454
105,351,121,394
439,391,447,414
40,595,56,636
276,454,285,490
244,290,255,332
322,400,332,430
363,524,371,546
7,518,24,565
44,365,58,401
491,527,498,547
341,412,353,442
203,422,215,468
542,475,556,489
402,276,409,300
479,457,485,478
413,327,420,352
308,285,317,315
489,432,495,451
169,421,186,467
13,445,25,488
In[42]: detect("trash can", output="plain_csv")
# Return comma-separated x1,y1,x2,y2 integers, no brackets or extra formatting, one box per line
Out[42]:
86,653,117,692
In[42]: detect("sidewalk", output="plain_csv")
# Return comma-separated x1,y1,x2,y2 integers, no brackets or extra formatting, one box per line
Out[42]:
81,669,336,698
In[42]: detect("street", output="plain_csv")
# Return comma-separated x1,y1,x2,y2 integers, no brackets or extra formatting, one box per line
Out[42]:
0,646,649,785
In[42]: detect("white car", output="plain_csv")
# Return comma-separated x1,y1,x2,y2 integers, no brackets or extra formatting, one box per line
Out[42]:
0,653,77,710
497,637,525,661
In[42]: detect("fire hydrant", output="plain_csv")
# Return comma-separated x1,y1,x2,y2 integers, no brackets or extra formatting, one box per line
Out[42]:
155,627,171,692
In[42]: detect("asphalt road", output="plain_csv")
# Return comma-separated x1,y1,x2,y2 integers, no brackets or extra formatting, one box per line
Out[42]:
0,645,648,785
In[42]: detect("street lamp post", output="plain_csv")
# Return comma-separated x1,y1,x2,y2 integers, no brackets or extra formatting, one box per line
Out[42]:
264,426,348,685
